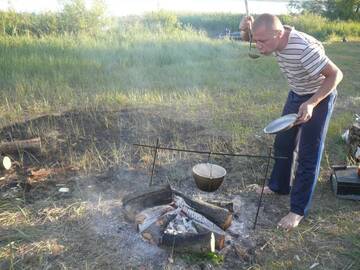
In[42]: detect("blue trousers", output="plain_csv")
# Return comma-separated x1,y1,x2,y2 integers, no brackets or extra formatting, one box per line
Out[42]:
268,90,337,216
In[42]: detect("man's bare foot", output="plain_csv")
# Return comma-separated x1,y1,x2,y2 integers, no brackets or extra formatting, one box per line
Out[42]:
255,185,275,195
277,212,304,230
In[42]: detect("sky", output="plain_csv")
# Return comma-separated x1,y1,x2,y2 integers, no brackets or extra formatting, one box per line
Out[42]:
0,0,291,16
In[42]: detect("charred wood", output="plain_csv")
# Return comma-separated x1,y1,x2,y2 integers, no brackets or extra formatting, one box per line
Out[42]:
162,231,215,253
122,185,173,221
174,190,233,230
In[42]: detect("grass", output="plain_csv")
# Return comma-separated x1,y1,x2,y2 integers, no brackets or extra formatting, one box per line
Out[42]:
180,252,224,265
0,17,359,269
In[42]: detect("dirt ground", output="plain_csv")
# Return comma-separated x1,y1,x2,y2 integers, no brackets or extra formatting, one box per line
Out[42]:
0,108,329,269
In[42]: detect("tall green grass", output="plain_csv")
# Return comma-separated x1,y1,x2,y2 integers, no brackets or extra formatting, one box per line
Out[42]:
0,13,358,155
0,21,286,126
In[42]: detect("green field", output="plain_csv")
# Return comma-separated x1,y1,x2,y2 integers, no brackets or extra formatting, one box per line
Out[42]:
0,14,360,269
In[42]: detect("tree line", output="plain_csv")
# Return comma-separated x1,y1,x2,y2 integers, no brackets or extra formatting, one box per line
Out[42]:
1,0,359,38
0,0,108,36
289,0,360,20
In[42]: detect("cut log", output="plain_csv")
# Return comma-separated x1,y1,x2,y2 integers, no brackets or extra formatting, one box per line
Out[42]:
135,205,175,227
192,220,225,250
140,210,178,245
173,191,233,230
137,206,177,233
206,200,234,213
162,231,215,253
176,201,225,236
173,196,226,250
122,185,173,221
0,156,11,170
0,138,41,154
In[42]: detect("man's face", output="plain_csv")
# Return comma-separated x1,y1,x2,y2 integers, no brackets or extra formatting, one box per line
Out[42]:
252,27,280,55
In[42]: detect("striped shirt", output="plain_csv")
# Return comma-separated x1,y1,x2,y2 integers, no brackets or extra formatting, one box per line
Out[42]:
275,26,330,95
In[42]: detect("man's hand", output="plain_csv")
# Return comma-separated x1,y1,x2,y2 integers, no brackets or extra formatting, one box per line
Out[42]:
296,102,315,124
239,16,254,41
239,15,254,31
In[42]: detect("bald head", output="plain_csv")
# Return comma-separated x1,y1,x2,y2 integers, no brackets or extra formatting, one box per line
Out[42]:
252,13,283,33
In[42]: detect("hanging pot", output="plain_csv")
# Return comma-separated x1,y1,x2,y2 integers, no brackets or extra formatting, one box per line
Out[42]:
192,163,227,192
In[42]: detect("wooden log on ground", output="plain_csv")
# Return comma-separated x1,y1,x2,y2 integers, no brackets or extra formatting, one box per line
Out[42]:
0,138,41,154
0,155,11,170
162,231,215,253
173,190,233,230
140,210,178,245
177,203,225,236
135,205,175,228
206,200,234,213
192,220,225,250
172,196,226,250
122,184,173,222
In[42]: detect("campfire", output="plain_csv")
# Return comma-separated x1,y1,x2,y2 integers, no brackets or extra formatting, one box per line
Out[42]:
122,185,233,253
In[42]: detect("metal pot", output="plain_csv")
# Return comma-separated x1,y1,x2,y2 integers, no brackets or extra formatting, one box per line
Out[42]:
192,163,227,192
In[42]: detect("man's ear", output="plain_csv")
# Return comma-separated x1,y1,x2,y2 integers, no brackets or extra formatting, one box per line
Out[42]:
275,30,282,38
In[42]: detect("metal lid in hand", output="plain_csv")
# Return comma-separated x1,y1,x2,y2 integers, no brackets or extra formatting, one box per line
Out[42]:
263,113,298,134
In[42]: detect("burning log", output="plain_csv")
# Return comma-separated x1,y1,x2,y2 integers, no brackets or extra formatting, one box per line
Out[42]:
174,196,226,249
0,138,41,154
140,209,179,245
192,220,225,249
162,231,216,253
206,200,234,213
135,205,175,228
123,186,231,252
122,185,173,221
162,211,217,252
174,190,233,230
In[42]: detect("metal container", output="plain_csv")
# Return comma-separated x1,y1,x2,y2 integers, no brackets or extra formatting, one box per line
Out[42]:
192,163,226,192
263,113,298,134
330,165,360,200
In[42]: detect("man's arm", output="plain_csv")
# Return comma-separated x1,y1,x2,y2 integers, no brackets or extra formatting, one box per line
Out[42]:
239,16,254,42
296,60,343,124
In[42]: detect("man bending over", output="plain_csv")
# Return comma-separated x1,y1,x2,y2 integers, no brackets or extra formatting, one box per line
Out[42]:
240,14,343,229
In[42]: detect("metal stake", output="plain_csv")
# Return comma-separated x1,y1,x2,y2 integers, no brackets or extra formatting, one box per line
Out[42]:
149,138,160,187
253,147,272,230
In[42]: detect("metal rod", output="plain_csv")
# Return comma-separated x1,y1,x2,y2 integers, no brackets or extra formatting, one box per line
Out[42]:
244,0,249,16
253,147,272,230
133,143,286,160
149,138,160,187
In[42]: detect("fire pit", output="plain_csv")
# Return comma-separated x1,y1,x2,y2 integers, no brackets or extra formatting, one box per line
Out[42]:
122,185,233,253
